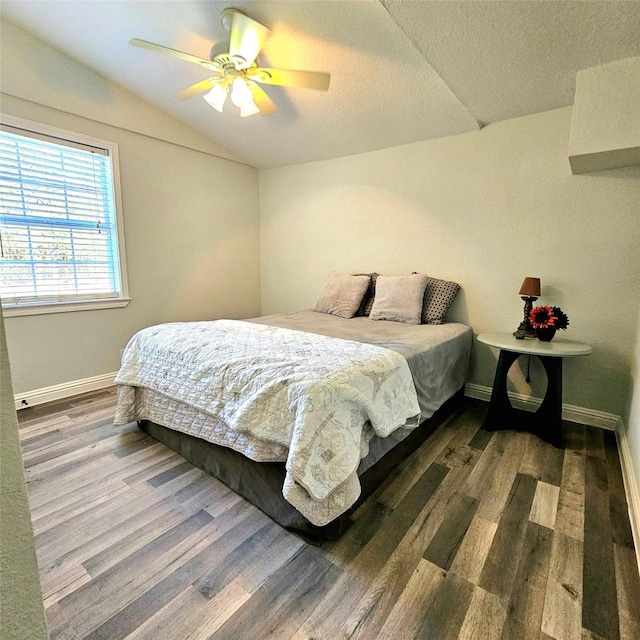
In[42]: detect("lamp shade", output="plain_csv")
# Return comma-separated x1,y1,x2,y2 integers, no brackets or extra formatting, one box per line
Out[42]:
518,277,541,297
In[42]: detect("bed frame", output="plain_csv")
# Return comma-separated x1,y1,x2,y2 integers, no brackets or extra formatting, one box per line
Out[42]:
139,387,464,543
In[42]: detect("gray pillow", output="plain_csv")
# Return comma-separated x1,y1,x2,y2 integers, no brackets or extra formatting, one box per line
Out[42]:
413,273,460,324
312,271,370,319
369,274,429,324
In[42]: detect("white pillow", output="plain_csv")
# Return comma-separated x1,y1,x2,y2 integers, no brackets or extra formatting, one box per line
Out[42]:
369,274,429,324
312,271,370,319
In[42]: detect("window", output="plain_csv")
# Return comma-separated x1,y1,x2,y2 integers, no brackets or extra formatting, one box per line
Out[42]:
0,115,129,316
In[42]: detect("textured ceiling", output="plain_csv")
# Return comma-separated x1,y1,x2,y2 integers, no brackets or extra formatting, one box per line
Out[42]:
381,0,640,126
2,1,640,169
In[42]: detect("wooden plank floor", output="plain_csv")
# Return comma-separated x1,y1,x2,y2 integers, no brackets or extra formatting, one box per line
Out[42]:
18,388,640,640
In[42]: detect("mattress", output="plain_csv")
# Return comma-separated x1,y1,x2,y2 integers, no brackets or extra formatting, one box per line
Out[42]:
115,311,472,526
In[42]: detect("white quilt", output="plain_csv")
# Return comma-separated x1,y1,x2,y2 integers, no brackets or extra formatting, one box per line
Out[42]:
114,320,421,525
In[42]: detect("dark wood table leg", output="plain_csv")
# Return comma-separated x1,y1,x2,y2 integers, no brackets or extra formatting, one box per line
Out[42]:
483,349,564,448
532,356,564,448
483,349,521,431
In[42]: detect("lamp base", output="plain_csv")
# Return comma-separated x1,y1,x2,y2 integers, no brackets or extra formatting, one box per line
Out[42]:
514,295,538,339
513,323,537,340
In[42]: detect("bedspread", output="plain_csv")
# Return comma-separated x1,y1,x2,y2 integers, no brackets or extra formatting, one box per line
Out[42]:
114,320,421,525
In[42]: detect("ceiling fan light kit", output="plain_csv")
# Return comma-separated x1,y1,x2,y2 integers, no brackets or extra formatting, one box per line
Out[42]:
129,7,331,119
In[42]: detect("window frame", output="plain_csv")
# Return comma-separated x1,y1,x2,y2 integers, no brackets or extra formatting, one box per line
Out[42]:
0,114,130,317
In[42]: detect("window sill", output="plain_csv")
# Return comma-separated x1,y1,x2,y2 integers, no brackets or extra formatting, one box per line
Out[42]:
2,298,132,317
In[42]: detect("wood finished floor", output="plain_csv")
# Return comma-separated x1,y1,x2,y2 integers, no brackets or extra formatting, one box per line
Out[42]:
18,388,640,640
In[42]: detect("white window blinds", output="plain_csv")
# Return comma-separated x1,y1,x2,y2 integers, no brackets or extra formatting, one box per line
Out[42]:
0,120,127,311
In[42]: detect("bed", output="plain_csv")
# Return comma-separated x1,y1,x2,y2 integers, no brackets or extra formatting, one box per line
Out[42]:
114,309,472,541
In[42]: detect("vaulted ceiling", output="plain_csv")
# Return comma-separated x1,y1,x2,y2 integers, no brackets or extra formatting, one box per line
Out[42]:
2,1,640,169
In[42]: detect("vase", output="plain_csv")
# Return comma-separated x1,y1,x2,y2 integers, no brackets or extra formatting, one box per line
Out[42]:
536,327,557,342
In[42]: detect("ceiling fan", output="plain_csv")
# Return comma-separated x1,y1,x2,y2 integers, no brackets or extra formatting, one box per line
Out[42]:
130,7,331,118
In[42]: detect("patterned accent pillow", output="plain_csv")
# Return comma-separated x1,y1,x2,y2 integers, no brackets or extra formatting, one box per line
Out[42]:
413,273,460,324
353,272,378,316
313,271,371,319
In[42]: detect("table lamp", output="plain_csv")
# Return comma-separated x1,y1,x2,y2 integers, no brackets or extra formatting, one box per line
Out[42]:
513,277,541,339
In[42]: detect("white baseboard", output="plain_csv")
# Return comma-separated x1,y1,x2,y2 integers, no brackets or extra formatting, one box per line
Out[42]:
616,428,640,576
464,382,621,431
14,372,117,411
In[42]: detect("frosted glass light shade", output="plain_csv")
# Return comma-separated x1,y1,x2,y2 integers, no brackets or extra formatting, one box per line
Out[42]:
203,83,227,112
240,102,260,117
230,78,253,106
231,78,259,117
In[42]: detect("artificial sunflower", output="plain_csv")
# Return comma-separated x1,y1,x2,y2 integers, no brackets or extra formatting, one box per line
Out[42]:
529,305,569,330
529,305,555,329
551,306,570,330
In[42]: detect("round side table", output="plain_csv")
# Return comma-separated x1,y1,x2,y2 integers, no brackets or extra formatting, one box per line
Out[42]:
477,332,592,447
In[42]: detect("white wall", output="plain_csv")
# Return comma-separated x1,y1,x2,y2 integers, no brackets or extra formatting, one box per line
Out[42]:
624,301,640,545
1,21,261,394
633,303,640,481
260,107,640,420
0,305,48,639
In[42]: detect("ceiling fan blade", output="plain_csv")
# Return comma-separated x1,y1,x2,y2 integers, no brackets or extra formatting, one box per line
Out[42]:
177,78,224,100
248,82,278,117
248,68,330,91
129,38,217,70
224,8,270,69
